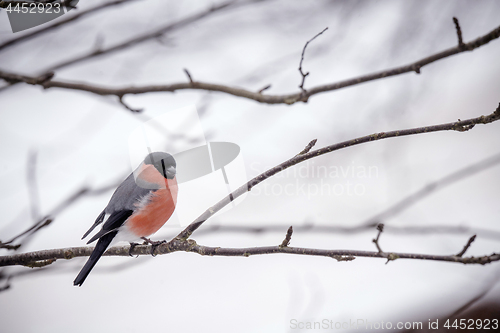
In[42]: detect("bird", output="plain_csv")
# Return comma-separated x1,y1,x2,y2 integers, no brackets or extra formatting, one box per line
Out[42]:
73,152,178,286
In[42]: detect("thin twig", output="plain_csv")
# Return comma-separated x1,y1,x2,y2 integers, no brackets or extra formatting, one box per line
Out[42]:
118,95,142,113
1,23,498,107
453,17,465,49
257,84,271,94
456,234,477,257
0,242,21,250
174,103,500,241
372,223,384,253
280,226,293,248
298,27,328,93
183,69,193,83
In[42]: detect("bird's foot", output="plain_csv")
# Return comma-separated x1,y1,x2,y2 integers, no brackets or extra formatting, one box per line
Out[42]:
141,237,166,257
128,242,140,257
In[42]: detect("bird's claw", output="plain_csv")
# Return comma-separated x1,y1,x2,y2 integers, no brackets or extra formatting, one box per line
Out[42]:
128,242,140,257
141,237,166,257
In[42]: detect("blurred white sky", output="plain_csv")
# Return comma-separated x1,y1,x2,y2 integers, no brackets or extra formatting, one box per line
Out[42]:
0,1,500,332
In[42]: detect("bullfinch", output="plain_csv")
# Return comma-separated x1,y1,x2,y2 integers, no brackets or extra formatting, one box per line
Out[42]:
74,152,178,286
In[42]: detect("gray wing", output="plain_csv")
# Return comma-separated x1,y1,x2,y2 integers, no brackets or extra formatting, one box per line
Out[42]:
104,172,154,213
81,172,157,240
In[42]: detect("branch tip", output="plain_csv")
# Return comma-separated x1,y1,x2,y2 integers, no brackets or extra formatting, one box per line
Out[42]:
280,226,293,248
118,96,143,113
453,17,465,49
257,84,271,94
372,223,384,253
183,68,193,83
456,234,477,257
296,139,317,156
0,241,21,251
298,27,328,92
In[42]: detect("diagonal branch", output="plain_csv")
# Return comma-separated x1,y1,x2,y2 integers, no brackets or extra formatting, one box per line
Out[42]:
0,0,135,51
175,103,500,241
0,23,499,106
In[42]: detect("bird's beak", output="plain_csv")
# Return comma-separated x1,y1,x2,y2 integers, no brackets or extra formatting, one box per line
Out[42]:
166,165,176,179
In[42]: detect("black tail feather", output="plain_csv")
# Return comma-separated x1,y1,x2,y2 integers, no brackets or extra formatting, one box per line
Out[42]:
81,210,106,240
73,230,117,287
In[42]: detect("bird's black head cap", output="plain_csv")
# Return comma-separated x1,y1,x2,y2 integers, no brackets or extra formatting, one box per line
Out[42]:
144,152,176,179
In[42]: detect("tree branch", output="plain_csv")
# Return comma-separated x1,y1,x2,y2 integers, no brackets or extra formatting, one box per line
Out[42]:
0,0,135,51
175,103,500,241
1,23,498,106
0,237,498,267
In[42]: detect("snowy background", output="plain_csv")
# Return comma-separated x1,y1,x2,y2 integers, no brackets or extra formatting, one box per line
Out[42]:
0,0,499,332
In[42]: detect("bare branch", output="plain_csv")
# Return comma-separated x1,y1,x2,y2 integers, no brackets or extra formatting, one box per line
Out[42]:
1,239,499,268
298,27,328,92
1,23,499,106
175,103,500,241
456,234,477,257
0,0,135,51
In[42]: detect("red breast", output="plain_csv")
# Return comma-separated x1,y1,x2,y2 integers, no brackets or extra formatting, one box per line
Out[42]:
126,163,178,237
